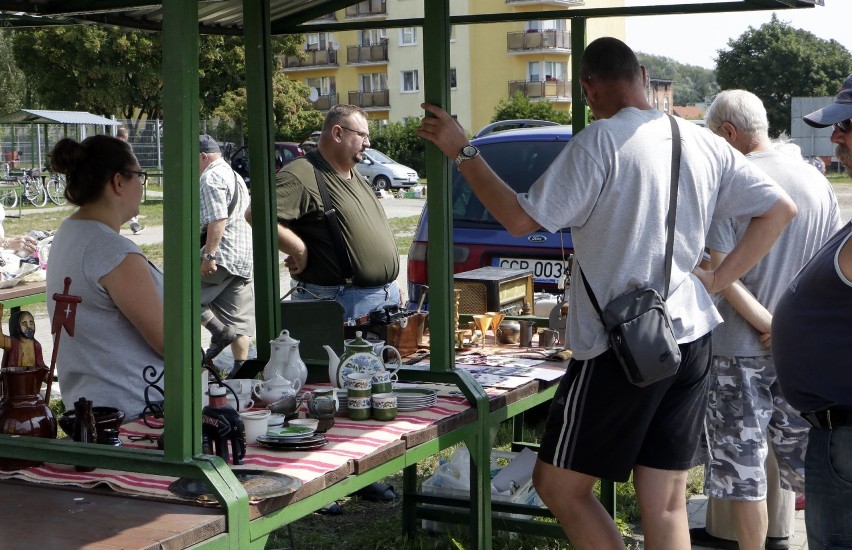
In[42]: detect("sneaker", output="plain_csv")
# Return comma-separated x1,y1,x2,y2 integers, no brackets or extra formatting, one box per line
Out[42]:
130,222,145,234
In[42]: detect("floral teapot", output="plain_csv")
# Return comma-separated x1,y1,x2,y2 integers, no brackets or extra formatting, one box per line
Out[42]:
263,329,308,388
323,331,402,388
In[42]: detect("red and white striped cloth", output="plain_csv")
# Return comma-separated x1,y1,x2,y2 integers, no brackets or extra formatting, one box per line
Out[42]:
0,388,472,502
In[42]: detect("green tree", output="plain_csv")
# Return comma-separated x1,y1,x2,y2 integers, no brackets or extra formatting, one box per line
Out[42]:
638,53,719,106
715,14,852,136
212,71,324,143
0,29,26,113
491,92,570,124
368,119,425,177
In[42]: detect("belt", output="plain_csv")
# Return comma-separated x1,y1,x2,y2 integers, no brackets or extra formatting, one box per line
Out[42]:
801,409,852,429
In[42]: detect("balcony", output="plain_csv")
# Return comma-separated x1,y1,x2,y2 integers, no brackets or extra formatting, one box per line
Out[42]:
508,79,572,102
346,42,388,65
506,0,584,5
507,30,571,53
281,49,338,70
344,0,387,19
312,93,339,111
348,90,390,110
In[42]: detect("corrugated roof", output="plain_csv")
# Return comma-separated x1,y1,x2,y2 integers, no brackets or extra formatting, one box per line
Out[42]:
0,109,119,125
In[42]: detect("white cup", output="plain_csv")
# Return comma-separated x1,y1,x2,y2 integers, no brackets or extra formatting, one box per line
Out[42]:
226,393,255,412
240,409,271,443
223,378,260,396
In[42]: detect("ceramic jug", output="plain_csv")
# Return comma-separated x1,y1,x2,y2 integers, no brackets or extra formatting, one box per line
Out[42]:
323,331,402,388
263,330,308,389
0,366,57,470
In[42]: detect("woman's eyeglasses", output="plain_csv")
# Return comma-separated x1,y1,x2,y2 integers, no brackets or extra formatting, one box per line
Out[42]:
124,170,148,186
833,119,852,134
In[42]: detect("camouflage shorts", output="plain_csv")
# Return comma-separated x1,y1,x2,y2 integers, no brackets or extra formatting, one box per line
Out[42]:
704,355,808,500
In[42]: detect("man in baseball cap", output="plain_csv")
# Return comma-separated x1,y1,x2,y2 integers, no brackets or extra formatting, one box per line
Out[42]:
804,74,852,176
199,134,221,154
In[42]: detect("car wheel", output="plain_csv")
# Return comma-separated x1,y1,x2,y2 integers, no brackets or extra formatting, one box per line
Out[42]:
373,175,390,190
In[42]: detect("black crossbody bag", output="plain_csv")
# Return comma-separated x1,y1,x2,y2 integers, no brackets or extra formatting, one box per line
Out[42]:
579,115,682,387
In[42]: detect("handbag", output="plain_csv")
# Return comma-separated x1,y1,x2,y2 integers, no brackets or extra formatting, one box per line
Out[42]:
579,114,682,388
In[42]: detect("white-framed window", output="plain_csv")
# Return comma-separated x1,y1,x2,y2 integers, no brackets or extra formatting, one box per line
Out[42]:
528,61,567,81
359,28,387,46
306,77,335,96
401,70,419,92
400,27,417,46
526,19,566,32
361,72,388,92
306,32,333,51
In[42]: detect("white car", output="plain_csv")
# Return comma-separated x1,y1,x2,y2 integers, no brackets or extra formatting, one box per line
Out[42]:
357,149,419,190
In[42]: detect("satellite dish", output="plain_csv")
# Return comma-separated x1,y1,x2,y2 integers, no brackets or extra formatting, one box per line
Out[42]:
309,87,319,102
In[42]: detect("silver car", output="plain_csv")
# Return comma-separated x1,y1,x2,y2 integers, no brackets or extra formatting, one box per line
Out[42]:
357,148,419,190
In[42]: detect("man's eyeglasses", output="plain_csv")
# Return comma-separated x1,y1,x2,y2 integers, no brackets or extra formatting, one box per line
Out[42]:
834,119,852,134
124,170,148,186
339,125,370,141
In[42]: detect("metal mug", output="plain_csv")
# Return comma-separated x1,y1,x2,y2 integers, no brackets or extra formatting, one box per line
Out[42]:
538,328,559,348
518,320,536,348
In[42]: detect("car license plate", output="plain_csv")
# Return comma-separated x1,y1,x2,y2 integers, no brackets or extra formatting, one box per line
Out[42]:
493,258,567,285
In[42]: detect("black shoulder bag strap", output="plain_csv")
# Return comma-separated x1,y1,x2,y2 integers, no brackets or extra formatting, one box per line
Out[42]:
200,169,240,248
309,158,355,286
580,114,682,314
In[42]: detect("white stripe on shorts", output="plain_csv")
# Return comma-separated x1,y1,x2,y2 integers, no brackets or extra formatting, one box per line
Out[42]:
553,357,594,468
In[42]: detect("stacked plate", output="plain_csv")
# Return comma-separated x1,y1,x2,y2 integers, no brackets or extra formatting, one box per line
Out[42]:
256,430,328,451
394,388,438,412
336,389,348,415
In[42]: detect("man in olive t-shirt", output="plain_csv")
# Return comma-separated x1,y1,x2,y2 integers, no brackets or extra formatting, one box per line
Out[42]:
260,105,400,321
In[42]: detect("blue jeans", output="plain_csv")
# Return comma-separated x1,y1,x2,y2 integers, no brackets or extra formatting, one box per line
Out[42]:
290,281,401,322
805,426,852,549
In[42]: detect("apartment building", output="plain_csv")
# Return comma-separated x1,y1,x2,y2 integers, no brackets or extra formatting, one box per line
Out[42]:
281,0,625,132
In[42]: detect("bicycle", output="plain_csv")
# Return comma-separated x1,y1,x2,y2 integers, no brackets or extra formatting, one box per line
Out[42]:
45,172,67,205
0,162,18,209
19,168,48,208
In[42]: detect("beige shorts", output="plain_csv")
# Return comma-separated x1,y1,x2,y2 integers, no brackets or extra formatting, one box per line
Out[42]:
201,273,255,337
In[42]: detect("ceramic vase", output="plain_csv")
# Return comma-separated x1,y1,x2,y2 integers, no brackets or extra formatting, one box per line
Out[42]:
0,367,57,470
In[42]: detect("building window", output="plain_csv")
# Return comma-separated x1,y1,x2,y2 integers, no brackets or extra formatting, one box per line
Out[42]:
663,97,670,113
359,28,386,46
400,27,417,46
306,32,333,51
450,68,457,89
361,73,388,92
306,76,335,96
529,61,566,81
402,70,419,92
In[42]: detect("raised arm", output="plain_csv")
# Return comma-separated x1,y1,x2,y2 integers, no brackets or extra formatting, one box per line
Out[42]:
417,103,540,236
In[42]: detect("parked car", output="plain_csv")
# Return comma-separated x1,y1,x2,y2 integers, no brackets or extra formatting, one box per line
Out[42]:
406,124,574,310
357,148,419,190
228,142,305,186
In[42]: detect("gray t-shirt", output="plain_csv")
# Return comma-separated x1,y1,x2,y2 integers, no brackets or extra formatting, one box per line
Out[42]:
519,109,786,360
47,219,164,419
706,147,842,356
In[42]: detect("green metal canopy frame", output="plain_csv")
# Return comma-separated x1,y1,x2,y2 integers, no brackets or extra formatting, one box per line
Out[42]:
0,1,821,548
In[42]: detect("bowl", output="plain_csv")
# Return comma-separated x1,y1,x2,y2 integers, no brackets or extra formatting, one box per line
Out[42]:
496,320,521,345
58,406,126,438
268,414,286,428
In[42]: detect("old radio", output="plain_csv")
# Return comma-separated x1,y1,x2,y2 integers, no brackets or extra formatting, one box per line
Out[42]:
453,267,533,315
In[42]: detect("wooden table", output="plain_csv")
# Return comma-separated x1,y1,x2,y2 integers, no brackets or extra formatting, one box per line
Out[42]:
0,280,46,311
0,369,563,549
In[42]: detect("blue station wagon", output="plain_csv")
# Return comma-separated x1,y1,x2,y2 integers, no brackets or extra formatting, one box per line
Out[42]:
406,124,575,310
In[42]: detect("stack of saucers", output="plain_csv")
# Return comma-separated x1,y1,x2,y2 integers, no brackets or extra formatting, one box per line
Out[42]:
336,389,349,415
394,388,438,412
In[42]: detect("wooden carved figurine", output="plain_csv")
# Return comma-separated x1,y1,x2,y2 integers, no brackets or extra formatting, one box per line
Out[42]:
0,305,47,371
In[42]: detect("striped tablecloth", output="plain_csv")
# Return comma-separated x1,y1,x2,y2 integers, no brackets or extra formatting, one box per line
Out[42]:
0,387,473,502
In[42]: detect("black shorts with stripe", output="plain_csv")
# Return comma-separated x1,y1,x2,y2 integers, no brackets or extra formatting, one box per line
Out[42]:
538,333,712,482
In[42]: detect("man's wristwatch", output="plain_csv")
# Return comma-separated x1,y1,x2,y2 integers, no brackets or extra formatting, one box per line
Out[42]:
454,144,480,169
202,252,217,261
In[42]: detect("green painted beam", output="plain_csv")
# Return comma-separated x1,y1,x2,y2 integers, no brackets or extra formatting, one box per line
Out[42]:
244,0,279,359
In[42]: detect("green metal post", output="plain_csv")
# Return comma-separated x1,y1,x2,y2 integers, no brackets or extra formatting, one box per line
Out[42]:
571,17,588,133
161,0,202,460
243,0,279,360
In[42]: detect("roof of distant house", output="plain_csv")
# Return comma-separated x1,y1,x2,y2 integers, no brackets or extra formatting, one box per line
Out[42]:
673,105,705,120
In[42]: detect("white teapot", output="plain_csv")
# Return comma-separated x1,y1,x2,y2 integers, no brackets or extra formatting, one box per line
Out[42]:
263,330,308,389
253,374,301,404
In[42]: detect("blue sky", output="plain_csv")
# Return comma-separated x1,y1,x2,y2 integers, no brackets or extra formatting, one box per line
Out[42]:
625,0,852,69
